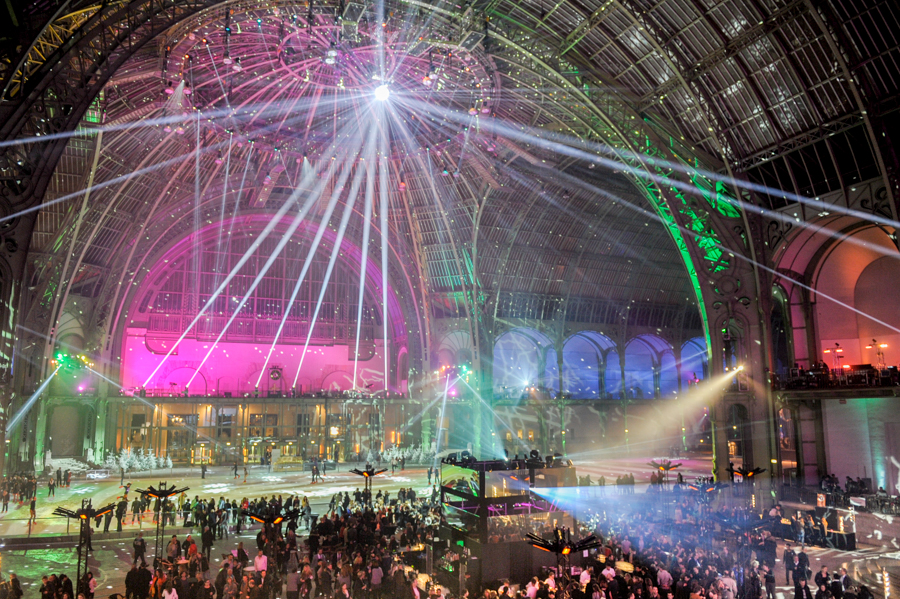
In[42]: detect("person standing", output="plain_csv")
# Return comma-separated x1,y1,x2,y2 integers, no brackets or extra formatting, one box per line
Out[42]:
791,554,807,586
798,548,811,581
783,544,794,585
84,522,94,552
48,478,55,497
830,574,844,599
796,579,814,599
201,463,207,480
254,550,268,574
234,462,240,480
133,531,147,566
56,468,62,487
132,495,143,524
285,569,300,599
103,506,114,533
202,525,215,560
839,568,854,592
815,567,830,590
762,565,776,599
7,574,24,599
117,497,129,531
135,565,152,599
125,565,139,599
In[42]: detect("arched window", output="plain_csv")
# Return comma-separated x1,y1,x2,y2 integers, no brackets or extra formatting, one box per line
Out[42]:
624,335,675,399
561,332,617,399
493,328,553,398
659,351,678,396
680,337,708,389
563,335,601,399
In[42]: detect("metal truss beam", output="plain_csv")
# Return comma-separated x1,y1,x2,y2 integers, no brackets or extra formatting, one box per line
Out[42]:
636,0,806,111
560,0,615,56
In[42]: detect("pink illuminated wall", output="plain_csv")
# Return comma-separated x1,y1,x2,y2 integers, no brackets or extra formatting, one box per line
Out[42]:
116,215,414,395
121,331,387,394
815,227,900,367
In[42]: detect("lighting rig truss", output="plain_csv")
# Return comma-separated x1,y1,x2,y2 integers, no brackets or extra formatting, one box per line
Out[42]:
350,465,388,505
526,527,602,598
135,482,189,565
53,500,117,593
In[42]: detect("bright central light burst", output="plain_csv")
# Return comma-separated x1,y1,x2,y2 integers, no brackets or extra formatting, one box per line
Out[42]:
374,84,390,101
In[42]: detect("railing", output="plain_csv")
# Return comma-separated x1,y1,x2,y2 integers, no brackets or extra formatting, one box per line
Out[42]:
780,484,900,515
773,367,899,390
147,315,375,344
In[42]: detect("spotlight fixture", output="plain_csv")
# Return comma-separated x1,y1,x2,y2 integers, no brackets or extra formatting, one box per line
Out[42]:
325,43,339,65
526,527,601,558
243,510,285,526
163,125,172,133
232,57,243,72
223,53,233,65
350,465,388,478
374,84,390,101
725,464,766,481
183,86,192,95
422,56,438,87
175,125,185,135
164,81,175,94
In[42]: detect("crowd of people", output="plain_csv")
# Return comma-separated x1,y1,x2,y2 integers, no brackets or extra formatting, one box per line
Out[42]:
473,493,878,599
0,475,38,513
7,474,444,599
119,489,443,599
1,466,888,599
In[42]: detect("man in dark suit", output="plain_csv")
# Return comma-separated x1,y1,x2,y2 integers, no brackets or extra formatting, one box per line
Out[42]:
839,568,854,592
829,573,844,599
783,544,794,585
798,548,810,579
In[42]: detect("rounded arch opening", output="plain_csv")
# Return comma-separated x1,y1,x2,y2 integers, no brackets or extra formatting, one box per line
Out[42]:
493,328,554,399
